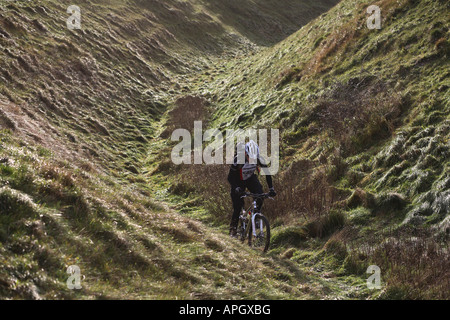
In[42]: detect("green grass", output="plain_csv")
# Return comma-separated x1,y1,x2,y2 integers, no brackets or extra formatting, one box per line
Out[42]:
1,131,333,300
1,0,448,300
163,0,449,299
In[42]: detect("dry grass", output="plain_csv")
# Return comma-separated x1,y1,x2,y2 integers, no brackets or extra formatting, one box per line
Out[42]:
170,149,348,239
172,163,231,222
276,66,303,88
160,95,210,138
268,162,334,220
377,238,449,299
311,79,406,156
346,229,450,299
161,93,347,233
301,0,421,77
307,24,360,76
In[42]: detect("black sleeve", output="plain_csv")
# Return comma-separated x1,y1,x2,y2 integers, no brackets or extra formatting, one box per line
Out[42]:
258,156,274,189
258,155,269,168
228,156,242,189
265,175,273,189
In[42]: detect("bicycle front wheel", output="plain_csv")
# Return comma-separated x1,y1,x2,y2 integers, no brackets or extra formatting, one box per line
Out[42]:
248,214,270,252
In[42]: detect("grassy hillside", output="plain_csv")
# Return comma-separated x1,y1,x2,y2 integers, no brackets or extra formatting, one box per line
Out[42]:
0,0,353,300
4,128,358,299
202,0,450,238
2,129,343,300
0,0,339,172
0,0,448,300
154,0,449,299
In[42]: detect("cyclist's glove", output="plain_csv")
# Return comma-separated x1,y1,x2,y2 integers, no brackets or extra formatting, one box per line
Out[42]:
235,187,244,195
269,188,277,197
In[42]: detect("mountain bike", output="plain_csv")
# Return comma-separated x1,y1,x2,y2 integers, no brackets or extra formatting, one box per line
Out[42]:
236,192,273,253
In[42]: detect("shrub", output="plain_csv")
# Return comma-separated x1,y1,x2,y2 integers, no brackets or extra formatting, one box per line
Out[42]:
345,230,450,299
0,187,38,217
373,235,449,299
306,210,346,238
313,79,405,156
271,226,307,248
324,238,348,261
372,192,407,215
276,66,302,88
322,210,347,235
160,95,209,138
266,163,336,221
342,253,367,275
346,188,375,209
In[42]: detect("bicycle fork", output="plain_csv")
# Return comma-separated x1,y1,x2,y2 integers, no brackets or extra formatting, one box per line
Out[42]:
241,201,264,238
251,200,263,237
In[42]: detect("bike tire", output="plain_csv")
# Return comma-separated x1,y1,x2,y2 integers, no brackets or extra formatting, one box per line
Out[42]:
248,214,270,253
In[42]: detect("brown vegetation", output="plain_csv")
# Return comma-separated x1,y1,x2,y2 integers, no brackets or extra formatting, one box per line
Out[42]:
312,79,407,156
346,229,450,299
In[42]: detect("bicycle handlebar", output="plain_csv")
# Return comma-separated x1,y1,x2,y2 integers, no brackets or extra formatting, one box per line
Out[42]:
240,192,274,200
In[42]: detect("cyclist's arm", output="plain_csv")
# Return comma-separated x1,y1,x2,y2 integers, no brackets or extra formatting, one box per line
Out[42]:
263,174,273,189
228,156,243,189
257,155,269,168
227,167,238,189
257,156,274,189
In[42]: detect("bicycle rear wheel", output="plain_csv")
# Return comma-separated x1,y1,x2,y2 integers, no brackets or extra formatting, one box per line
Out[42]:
248,214,270,252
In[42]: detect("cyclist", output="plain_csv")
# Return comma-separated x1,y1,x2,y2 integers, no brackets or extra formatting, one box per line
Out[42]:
228,140,276,238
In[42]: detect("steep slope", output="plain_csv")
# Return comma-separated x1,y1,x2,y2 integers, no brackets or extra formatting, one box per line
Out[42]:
204,0,449,232
1,0,448,300
1,127,368,300
1,0,349,300
155,0,449,299
199,0,340,45
0,0,339,171
0,131,315,299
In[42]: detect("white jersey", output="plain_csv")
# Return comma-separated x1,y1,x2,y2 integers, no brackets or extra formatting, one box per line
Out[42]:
240,162,258,181
229,155,262,182
228,154,274,190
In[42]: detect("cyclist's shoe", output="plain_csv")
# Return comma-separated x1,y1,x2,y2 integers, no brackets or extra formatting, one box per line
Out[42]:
229,227,238,239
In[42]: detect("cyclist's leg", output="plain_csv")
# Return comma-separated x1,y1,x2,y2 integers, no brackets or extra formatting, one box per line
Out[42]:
247,175,264,211
230,187,244,233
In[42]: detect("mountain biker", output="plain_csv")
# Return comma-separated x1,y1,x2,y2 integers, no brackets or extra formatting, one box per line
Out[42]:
228,140,276,238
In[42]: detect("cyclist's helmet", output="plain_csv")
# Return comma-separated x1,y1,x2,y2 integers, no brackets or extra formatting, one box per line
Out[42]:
235,142,246,164
245,140,259,160
236,142,246,155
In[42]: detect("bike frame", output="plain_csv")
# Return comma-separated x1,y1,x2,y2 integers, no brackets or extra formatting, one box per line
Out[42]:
240,193,271,238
